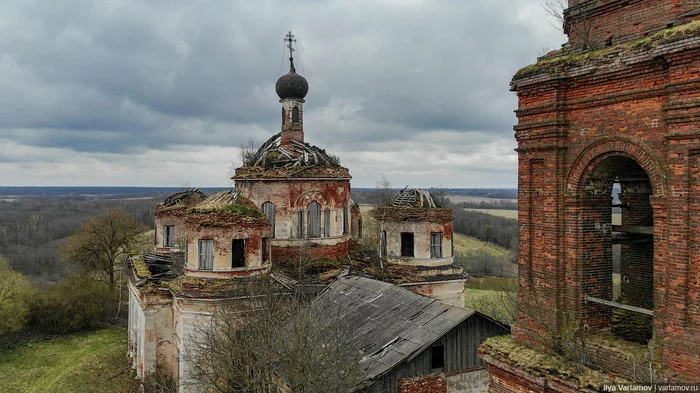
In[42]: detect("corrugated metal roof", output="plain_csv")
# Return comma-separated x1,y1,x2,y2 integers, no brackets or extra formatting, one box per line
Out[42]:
313,275,474,380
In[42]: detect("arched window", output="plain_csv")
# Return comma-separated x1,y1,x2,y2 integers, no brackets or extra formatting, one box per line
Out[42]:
307,201,321,238
262,202,276,238
281,108,286,125
292,107,300,124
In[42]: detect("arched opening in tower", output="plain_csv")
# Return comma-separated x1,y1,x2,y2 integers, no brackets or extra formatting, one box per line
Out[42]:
580,155,654,344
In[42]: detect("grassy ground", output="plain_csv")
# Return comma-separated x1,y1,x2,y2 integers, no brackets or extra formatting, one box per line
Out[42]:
0,327,140,393
464,208,518,219
453,233,510,258
449,195,517,204
466,276,516,291
465,288,516,325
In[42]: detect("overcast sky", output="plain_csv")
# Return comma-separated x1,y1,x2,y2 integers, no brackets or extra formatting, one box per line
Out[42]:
0,0,566,188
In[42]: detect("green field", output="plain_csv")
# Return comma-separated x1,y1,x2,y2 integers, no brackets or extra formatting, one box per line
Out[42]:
453,232,510,258
464,208,518,219
0,327,139,393
465,288,515,325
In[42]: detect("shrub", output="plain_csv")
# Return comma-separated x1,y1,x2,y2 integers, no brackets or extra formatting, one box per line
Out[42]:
29,275,119,334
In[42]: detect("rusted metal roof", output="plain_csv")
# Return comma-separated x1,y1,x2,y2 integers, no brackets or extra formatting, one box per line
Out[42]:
313,275,474,380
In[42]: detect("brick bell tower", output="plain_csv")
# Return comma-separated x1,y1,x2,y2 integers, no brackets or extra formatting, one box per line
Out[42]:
276,31,308,148
480,1,700,390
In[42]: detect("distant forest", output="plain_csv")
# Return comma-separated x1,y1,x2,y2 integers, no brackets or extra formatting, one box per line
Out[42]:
0,186,519,283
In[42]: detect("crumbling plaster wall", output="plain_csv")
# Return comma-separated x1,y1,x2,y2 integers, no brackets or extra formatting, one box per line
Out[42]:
173,298,216,393
236,178,351,240
128,284,177,380
154,210,187,252
380,220,453,263
184,225,271,276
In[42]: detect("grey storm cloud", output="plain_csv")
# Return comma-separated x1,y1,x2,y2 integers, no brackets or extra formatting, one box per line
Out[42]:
0,0,565,186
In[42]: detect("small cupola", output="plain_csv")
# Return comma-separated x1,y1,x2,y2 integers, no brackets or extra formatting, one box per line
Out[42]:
277,31,307,146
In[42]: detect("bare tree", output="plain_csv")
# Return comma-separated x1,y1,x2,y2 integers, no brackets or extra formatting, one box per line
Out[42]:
239,138,262,167
186,279,368,393
542,0,597,51
369,175,394,206
60,208,147,287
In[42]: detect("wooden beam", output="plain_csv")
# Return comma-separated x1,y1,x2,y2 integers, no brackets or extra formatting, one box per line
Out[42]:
584,294,653,316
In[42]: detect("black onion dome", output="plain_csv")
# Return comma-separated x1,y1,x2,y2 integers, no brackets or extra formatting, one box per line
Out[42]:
275,70,308,99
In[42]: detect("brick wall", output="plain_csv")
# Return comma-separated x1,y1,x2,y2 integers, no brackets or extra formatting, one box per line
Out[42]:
271,240,350,263
375,206,452,223
398,374,447,393
564,0,700,50
506,9,700,384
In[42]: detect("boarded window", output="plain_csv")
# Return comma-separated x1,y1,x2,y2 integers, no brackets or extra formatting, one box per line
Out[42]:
308,201,321,238
343,201,349,234
401,233,414,257
430,343,445,371
198,240,214,270
298,210,305,238
430,232,443,258
164,225,175,247
324,208,331,237
292,107,299,123
262,202,276,238
380,230,387,257
232,239,245,268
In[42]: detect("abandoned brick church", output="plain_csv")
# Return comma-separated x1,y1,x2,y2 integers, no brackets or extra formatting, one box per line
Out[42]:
127,33,473,392
480,0,700,391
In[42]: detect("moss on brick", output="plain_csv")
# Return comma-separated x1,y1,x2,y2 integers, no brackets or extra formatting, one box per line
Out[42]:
515,20,700,79
480,335,626,390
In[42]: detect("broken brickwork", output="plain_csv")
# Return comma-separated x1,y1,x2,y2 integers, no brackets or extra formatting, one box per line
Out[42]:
481,1,700,387
398,374,447,393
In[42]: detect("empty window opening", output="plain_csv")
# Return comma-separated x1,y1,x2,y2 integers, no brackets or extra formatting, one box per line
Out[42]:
581,155,654,344
307,201,321,238
430,343,444,371
164,225,175,247
343,201,349,234
430,232,443,258
262,202,276,238
198,240,214,270
231,239,245,268
297,210,305,238
292,107,299,123
281,108,285,125
401,232,414,257
324,208,331,237
262,237,270,263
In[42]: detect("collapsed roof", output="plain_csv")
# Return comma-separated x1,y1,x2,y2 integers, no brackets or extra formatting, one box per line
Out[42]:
245,132,340,168
157,188,207,209
391,188,437,208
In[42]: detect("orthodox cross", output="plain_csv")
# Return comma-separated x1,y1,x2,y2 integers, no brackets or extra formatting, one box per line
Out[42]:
285,31,297,72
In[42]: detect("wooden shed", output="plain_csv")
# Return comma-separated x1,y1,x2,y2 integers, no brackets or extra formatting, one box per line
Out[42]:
314,275,510,392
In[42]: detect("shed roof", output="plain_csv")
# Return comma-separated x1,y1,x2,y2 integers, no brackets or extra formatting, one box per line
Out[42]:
313,275,474,380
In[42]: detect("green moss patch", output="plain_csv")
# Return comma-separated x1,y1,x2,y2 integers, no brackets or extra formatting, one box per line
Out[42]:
515,21,700,79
